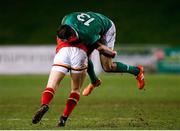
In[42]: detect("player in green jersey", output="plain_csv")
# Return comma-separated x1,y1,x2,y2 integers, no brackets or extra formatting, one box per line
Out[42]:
60,11,145,96
61,12,112,46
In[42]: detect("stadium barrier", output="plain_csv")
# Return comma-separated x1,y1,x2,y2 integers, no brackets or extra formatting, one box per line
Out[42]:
156,48,180,73
0,45,179,74
0,45,55,74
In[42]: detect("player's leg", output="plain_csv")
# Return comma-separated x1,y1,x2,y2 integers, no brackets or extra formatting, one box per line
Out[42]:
100,54,139,74
57,47,88,127
41,71,65,105
102,20,145,89
32,71,66,124
82,59,101,96
58,70,86,127
32,48,69,124
100,54,145,89
83,52,114,96
87,59,99,85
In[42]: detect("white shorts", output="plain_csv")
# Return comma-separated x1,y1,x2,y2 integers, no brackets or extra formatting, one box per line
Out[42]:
52,47,88,74
104,20,116,49
90,49,104,75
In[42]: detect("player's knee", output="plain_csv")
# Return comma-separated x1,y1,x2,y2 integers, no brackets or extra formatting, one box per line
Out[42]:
102,64,112,72
102,63,116,72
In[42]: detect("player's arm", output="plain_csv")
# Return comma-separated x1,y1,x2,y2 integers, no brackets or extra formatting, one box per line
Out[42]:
96,42,116,58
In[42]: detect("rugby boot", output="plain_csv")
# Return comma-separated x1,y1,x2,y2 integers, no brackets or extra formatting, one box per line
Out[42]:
32,104,49,124
136,65,145,89
82,79,101,96
57,116,68,127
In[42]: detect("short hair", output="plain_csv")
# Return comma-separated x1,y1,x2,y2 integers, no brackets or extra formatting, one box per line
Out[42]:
57,25,76,41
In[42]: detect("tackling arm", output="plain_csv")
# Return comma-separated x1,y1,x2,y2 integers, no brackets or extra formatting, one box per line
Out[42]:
96,42,117,58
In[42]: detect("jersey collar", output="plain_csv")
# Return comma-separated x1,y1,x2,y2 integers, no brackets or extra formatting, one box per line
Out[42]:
69,25,79,39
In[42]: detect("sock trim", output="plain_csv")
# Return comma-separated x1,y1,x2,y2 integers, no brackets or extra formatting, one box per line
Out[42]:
46,87,55,92
68,98,78,104
43,90,54,96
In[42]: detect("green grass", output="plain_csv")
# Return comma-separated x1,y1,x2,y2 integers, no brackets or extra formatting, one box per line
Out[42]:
0,74,180,129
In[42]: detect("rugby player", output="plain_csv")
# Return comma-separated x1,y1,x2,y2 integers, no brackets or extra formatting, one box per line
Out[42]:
76,12,145,96
32,15,116,127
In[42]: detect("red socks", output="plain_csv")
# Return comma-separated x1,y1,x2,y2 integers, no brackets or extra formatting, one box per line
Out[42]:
41,88,80,118
41,87,55,105
63,92,80,117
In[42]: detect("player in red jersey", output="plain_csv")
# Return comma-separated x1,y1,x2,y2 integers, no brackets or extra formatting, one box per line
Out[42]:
32,25,116,127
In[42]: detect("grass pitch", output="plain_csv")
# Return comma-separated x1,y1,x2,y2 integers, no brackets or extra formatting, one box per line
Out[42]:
0,74,180,130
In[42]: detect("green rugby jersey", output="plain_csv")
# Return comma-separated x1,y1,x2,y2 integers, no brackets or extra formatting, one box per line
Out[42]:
61,12,112,46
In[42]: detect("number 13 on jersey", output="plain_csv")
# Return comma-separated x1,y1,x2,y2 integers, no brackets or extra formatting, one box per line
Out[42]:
77,13,95,26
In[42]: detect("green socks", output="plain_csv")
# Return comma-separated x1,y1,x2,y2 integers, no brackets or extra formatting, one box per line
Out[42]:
87,60,140,85
87,60,99,84
114,62,140,76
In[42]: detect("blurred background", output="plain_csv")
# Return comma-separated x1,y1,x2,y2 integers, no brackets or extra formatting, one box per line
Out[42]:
0,0,180,73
